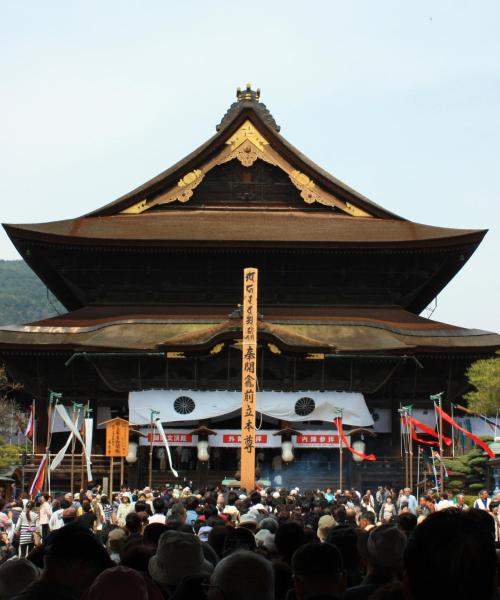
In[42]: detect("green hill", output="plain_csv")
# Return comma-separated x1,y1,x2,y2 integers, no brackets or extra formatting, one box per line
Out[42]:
0,260,63,325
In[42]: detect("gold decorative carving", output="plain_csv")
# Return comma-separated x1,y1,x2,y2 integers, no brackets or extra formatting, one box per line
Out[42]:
267,343,282,355
118,119,372,217
176,169,204,202
305,353,325,360
345,202,370,217
166,352,186,359
121,198,148,214
210,343,225,355
226,120,268,153
289,170,322,204
234,140,259,167
288,168,371,216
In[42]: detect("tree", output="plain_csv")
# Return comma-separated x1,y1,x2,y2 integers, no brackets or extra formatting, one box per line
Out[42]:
0,365,23,438
465,351,500,416
0,437,22,469
444,443,490,495
0,366,25,469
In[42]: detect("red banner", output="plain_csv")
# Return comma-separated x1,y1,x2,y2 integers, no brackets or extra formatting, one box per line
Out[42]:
406,415,452,446
435,405,494,458
402,416,438,446
29,455,47,497
334,418,376,461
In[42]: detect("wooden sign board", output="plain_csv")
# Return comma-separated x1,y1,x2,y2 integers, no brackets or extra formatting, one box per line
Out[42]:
104,417,129,457
240,267,258,491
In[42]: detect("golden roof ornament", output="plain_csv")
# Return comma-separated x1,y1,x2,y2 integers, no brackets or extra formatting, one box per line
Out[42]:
236,83,261,102
217,84,280,132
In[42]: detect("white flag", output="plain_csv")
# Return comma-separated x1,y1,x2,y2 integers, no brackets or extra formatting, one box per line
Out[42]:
50,431,74,472
55,405,90,465
154,418,179,478
84,418,93,482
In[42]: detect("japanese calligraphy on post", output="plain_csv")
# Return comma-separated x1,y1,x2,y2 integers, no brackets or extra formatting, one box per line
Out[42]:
105,417,129,457
240,267,258,491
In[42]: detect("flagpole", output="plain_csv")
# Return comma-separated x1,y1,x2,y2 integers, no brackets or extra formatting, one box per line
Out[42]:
81,402,88,492
401,411,409,489
399,403,403,459
338,413,343,492
451,403,456,459
149,411,153,489
409,407,414,491
70,404,77,494
431,392,445,496
32,400,36,457
439,397,444,495
416,447,421,501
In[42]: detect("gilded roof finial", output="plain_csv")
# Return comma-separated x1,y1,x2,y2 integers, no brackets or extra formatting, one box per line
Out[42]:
218,85,279,132
237,84,261,102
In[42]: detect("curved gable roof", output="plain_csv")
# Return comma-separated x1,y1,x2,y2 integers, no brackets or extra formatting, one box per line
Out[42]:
86,86,401,219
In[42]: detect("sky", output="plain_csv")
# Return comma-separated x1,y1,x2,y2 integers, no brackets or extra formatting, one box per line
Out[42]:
1,1,499,332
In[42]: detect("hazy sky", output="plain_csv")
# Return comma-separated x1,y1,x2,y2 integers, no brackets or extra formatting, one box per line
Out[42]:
1,1,499,331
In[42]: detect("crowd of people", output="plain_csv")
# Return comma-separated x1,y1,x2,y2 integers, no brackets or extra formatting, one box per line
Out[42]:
0,482,498,599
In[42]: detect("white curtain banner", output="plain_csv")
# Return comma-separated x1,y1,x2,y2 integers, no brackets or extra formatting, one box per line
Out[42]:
129,390,373,427
84,418,93,482
154,418,179,478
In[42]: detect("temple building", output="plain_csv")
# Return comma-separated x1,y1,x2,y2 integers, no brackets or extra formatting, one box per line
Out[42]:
1,85,499,490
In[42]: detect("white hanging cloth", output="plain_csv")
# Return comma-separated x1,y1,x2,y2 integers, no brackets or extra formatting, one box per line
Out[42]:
55,405,92,481
129,390,373,427
51,409,80,472
84,418,93,482
153,418,179,478
50,431,74,472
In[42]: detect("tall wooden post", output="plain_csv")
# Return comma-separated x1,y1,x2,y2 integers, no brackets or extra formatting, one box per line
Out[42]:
149,412,154,489
109,457,114,496
240,267,258,492
409,421,414,491
430,393,445,495
438,396,444,495
339,430,343,491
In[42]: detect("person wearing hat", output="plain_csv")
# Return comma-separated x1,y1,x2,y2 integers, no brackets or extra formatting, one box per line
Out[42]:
238,512,258,533
292,542,346,600
116,495,133,528
148,530,212,594
316,515,336,542
344,524,406,599
255,528,275,553
107,527,128,564
222,491,240,523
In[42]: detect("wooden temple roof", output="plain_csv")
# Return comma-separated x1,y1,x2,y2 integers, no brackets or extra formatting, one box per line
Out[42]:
0,305,498,354
4,211,485,249
3,85,485,251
